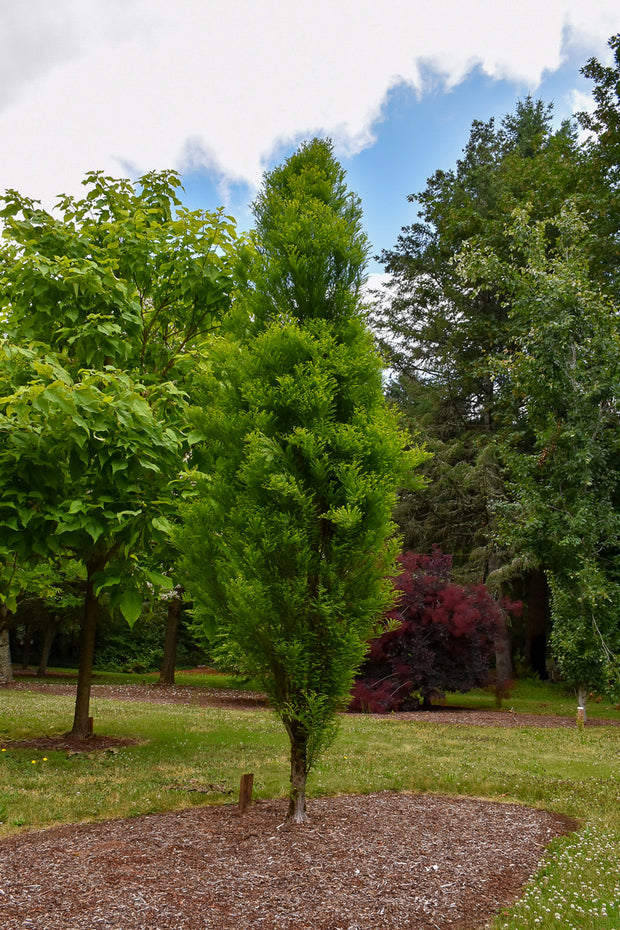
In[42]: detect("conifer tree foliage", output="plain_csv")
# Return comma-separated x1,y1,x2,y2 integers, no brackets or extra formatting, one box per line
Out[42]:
374,98,583,584
372,98,588,693
179,140,426,823
350,550,517,713
578,33,620,292
458,204,620,704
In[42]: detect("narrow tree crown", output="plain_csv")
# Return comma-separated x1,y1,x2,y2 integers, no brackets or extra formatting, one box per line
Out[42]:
248,139,370,327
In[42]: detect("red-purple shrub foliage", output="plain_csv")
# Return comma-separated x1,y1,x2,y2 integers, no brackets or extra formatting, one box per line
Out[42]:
350,549,521,713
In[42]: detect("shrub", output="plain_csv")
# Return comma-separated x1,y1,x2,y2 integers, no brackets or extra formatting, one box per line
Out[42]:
350,549,520,713
94,602,205,673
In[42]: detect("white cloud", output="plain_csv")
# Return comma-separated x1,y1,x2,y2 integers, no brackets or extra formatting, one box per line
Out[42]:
0,0,617,206
364,272,391,299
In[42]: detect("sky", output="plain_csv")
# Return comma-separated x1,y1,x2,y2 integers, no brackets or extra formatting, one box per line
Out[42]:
1,1,619,274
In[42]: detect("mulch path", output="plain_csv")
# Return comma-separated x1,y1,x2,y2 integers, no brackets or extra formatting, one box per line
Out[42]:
1,678,604,929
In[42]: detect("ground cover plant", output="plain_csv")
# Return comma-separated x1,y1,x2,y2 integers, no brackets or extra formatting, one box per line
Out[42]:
1,677,619,928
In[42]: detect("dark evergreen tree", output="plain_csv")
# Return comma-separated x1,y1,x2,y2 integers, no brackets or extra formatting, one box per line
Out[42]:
374,98,584,678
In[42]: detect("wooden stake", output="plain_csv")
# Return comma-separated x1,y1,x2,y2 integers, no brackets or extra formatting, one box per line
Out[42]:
239,773,254,813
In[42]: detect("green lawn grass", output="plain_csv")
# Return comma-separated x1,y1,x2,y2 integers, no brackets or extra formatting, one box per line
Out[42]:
21,666,620,719
1,677,619,929
442,677,620,721
15,666,262,691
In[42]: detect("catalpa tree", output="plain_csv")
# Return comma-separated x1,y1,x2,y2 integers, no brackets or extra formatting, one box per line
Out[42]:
0,171,237,735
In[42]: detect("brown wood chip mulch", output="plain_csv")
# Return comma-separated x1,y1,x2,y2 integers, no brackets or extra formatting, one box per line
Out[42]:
0,680,597,929
0,793,576,930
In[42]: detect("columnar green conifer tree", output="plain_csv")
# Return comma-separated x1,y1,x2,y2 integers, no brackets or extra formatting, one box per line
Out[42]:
179,140,425,822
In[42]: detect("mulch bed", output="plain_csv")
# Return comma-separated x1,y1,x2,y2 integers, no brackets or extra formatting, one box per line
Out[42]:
0,793,577,930
6,679,268,711
0,678,602,929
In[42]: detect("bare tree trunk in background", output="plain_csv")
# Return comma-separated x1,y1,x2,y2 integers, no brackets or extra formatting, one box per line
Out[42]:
37,617,60,677
158,587,184,686
0,628,11,683
21,624,33,669
486,548,514,708
577,684,587,724
0,606,13,683
482,447,514,707
493,612,514,708
0,607,13,684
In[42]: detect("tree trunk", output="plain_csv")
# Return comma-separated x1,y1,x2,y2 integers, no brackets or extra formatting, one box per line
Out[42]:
158,588,183,686
37,617,59,677
71,559,103,738
485,548,513,708
285,721,308,824
524,569,549,678
0,620,13,684
21,624,33,669
577,684,587,724
494,612,513,708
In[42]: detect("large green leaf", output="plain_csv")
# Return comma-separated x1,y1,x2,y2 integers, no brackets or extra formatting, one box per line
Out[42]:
142,569,174,590
118,588,144,627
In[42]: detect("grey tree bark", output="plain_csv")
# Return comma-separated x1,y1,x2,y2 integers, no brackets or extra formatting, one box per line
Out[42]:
0,609,13,683
37,617,60,677
285,719,309,824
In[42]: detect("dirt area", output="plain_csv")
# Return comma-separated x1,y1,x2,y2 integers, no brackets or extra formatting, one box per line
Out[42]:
0,679,590,929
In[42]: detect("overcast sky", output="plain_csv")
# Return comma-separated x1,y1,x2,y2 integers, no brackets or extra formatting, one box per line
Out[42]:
1,2,618,270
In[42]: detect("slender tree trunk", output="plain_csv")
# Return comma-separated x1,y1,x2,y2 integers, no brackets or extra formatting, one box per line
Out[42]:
158,587,183,686
71,559,103,738
0,614,13,683
524,569,549,678
577,684,587,724
485,548,513,708
285,721,308,824
21,624,33,669
482,447,514,706
37,617,59,677
493,612,513,708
